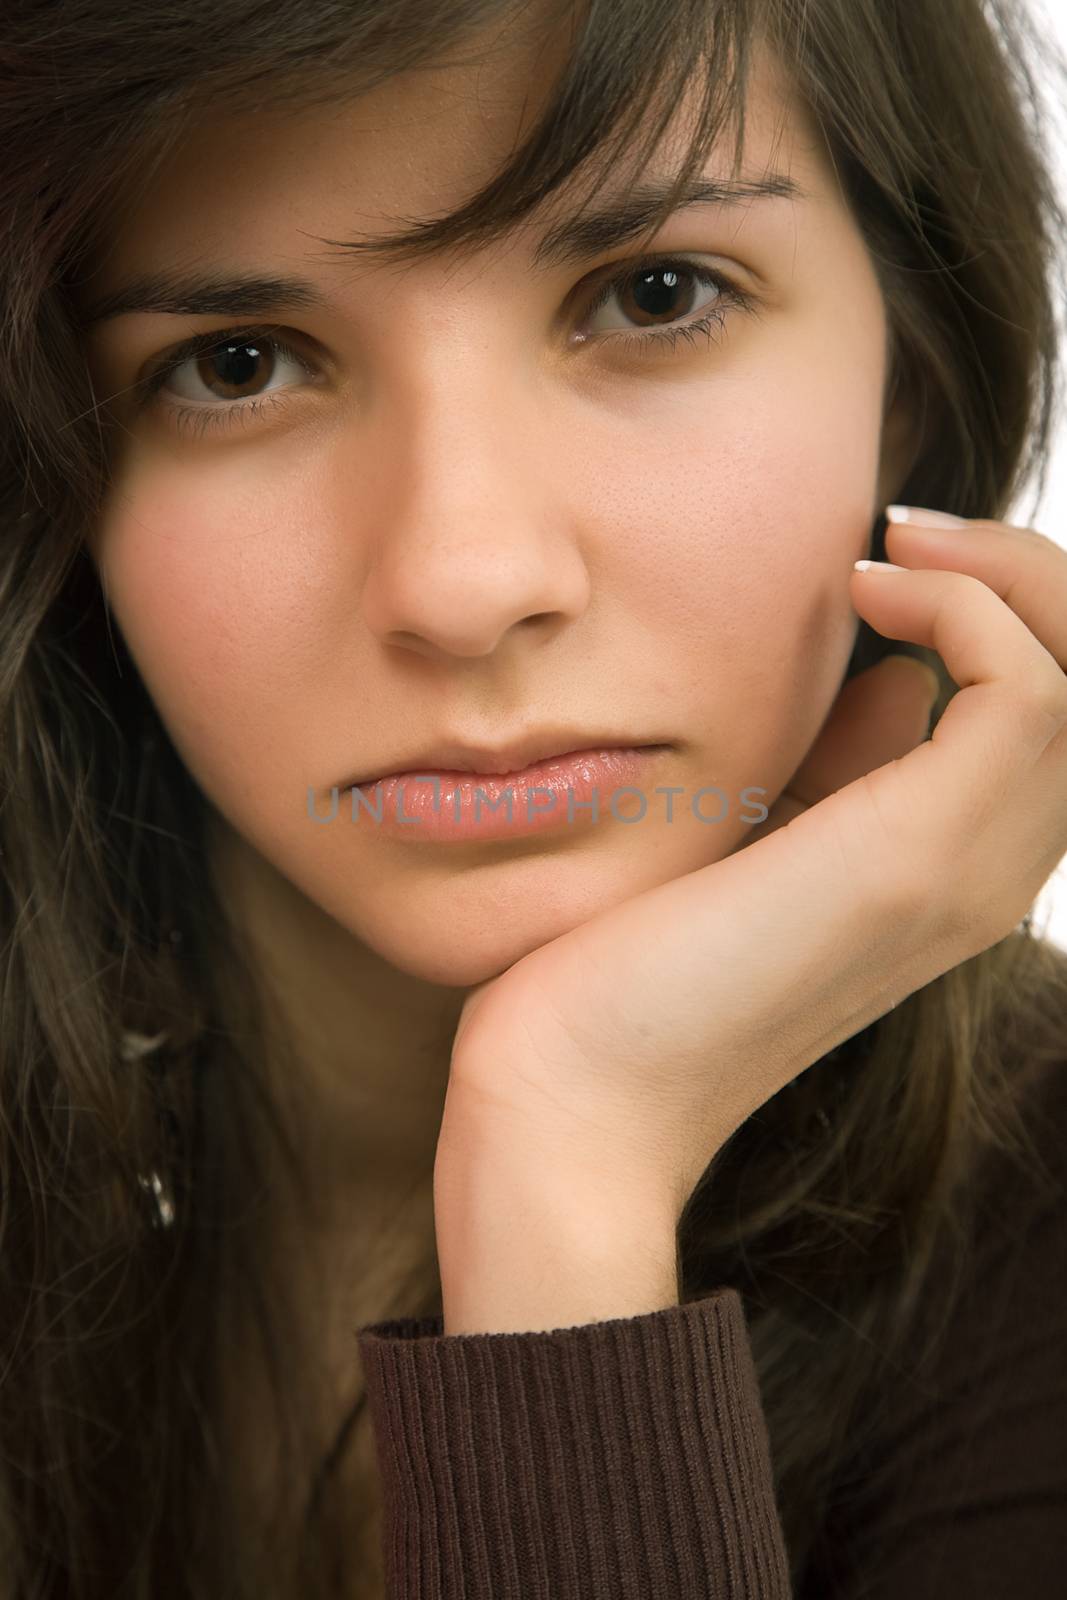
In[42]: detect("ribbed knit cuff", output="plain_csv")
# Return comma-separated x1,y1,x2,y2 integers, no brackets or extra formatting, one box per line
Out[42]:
354,1288,791,1598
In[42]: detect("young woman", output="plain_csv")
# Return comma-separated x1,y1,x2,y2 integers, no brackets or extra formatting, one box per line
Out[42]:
2,0,1066,1594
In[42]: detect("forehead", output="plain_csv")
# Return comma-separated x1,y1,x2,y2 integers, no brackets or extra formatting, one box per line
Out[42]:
82,33,832,295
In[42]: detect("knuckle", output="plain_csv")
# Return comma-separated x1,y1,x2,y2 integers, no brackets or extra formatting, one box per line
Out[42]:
995,522,1060,563
924,864,993,962
843,775,933,926
1017,670,1067,740
880,813,986,956
878,824,944,931
1025,526,1066,561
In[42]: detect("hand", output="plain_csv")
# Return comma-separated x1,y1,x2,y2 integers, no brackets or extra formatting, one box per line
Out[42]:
439,512,1067,1226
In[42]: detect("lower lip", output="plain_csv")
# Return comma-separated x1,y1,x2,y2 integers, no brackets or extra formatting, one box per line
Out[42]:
348,746,670,842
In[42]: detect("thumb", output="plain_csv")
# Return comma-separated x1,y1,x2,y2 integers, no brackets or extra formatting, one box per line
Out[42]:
800,653,941,801
879,652,942,725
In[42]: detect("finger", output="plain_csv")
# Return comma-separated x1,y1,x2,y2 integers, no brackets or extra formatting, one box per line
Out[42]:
787,654,939,808
847,564,1067,886
739,655,938,846
885,516,1067,672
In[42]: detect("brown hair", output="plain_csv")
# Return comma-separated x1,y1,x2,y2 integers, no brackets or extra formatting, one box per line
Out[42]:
2,0,1067,1593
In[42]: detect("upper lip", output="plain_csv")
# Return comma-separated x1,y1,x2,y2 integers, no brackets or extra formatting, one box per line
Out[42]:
343,730,668,787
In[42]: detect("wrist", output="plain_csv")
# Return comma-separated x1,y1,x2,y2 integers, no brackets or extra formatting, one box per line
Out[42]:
433,1120,680,1336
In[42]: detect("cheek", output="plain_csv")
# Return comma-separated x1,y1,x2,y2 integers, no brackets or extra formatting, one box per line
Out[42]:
576,345,883,813
570,296,883,598
92,462,341,810
582,347,882,674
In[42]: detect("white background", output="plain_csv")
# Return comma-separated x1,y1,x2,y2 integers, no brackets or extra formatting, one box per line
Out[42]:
971,0,1067,950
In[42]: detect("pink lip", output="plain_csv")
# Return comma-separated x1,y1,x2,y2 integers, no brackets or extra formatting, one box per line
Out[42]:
347,745,670,842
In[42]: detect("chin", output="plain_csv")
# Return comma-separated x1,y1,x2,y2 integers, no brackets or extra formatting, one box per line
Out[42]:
329,847,670,989
364,939,527,990
347,891,595,989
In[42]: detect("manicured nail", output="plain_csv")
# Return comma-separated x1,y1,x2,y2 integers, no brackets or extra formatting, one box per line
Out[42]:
885,504,968,528
854,559,908,573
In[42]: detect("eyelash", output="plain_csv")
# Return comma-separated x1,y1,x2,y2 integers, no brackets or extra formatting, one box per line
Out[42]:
138,256,758,441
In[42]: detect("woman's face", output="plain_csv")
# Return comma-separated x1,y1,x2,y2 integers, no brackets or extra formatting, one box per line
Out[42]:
79,35,915,989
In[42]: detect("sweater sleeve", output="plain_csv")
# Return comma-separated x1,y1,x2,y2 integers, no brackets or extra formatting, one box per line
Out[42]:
354,1286,792,1599
355,1056,1067,1600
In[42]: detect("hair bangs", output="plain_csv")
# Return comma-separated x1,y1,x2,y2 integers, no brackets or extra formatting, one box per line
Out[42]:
115,0,761,278
304,0,757,271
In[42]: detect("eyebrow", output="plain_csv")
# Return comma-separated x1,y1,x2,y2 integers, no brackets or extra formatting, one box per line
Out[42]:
81,172,806,328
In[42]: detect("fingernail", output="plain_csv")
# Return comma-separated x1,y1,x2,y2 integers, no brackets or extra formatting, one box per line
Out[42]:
854,559,908,573
885,504,968,528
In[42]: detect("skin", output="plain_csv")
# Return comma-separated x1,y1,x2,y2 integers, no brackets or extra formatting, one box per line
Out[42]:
75,28,921,1327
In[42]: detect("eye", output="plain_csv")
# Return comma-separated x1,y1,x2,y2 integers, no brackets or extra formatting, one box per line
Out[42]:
134,255,758,442
575,255,758,358
138,325,323,440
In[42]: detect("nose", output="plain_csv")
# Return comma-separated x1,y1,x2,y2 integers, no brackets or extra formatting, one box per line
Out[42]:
359,382,591,661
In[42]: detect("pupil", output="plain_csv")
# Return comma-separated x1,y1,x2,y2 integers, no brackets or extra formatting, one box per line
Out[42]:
213,342,261,387
632,267,684,318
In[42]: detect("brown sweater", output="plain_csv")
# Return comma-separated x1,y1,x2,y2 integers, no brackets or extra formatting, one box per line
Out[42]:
354,1056,1067,1597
